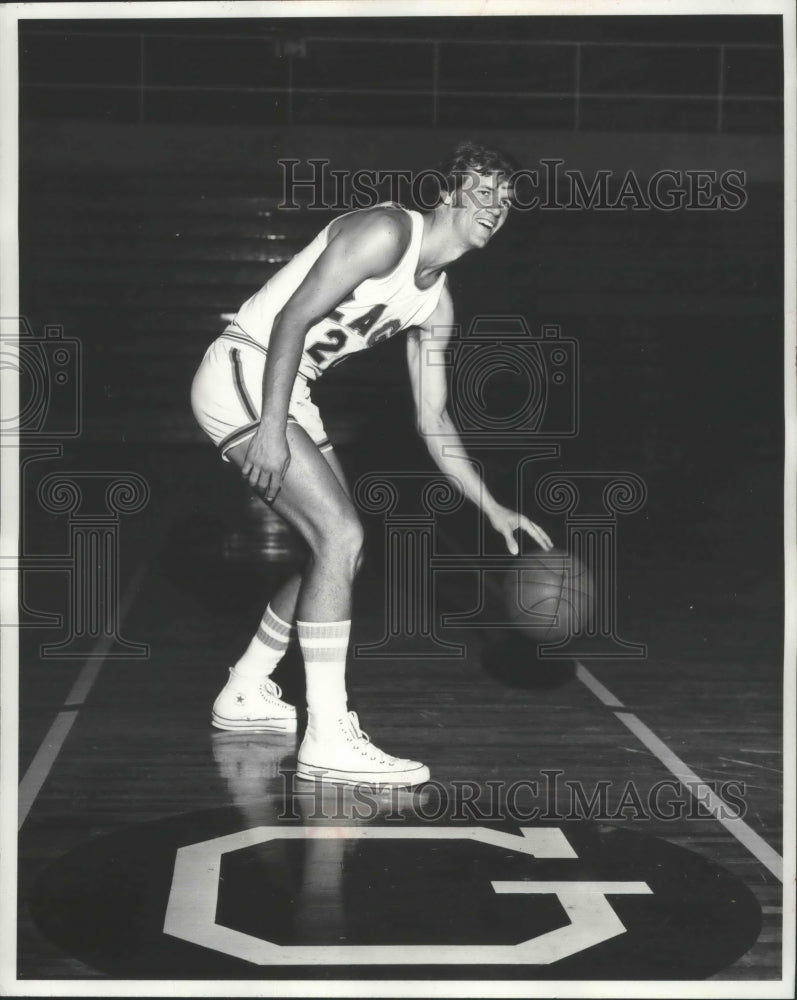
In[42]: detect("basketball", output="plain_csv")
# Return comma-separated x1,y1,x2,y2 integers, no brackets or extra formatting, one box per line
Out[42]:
502,547,593,644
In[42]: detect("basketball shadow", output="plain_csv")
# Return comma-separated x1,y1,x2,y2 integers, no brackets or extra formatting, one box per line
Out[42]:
479,630,577,692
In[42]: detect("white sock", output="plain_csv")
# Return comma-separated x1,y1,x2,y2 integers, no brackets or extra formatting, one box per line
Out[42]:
232,604,294,680
297,619,350,730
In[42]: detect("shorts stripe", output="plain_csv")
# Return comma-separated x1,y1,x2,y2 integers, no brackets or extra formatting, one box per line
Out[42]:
221,330,309,382
230,348,258,421
219,421,259,455
221,330,269,356
195,334,330,458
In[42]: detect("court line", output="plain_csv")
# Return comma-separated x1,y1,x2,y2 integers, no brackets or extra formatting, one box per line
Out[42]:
26,509,763,883
16,711,79,830
575,661,784,883
64,658,105,708
432,520,784,881
574,662,624,707
17,482,187,831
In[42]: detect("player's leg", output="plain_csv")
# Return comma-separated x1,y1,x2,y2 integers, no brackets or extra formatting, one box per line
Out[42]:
225,444,350,683
193,340,426,782
220,345,353,682
195,339,331,730
225,424,428,786
210,426,352,731
245,443,352,628
319,446,353,498
190,338,298,731
224,574,301,683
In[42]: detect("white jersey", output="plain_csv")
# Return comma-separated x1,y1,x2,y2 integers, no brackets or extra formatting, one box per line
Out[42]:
230,205,446,381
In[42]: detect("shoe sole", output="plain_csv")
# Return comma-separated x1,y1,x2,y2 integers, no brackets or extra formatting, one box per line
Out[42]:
211,713,297,733
295,762,430,788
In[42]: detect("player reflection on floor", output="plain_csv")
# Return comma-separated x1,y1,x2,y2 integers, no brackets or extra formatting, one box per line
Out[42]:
211,731,432,943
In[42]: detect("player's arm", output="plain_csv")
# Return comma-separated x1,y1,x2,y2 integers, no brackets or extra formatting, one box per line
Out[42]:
406,288,552,553
242,210,409,501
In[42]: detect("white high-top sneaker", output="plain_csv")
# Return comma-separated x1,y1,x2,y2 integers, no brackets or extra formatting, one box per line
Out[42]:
297,710,430,787
211,669,297,733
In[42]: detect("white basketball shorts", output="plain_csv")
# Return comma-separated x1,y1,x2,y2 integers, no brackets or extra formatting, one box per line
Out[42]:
191,327,332,461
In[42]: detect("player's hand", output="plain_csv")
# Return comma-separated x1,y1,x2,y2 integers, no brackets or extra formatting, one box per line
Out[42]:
241,427,291,504
489,504,553,554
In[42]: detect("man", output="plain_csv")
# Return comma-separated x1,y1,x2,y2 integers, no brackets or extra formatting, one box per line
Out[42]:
191,141,552,788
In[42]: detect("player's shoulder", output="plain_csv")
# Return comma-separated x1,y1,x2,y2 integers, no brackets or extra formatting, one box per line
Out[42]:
331,204,412,255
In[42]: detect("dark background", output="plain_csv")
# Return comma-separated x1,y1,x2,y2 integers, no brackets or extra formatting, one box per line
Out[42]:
19,15,783,130
18,12,785,670
13,13,787,983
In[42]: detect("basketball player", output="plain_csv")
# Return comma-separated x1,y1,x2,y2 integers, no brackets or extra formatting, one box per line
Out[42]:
191,141,553,788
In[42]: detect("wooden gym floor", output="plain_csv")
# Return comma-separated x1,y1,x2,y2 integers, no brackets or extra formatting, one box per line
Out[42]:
10,169,788,987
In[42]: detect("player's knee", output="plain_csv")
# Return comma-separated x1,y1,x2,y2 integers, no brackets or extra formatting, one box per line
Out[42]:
308,511,364,573
334,515,365,575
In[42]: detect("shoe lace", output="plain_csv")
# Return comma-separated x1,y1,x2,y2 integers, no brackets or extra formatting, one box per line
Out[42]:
346,712,397,765
347,711,369,743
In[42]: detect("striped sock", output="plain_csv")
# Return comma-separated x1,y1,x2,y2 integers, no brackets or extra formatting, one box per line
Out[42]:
232,604,294,680
297,619,350,726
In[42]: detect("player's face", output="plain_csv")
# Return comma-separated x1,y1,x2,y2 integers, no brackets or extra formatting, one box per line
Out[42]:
454,171,513,249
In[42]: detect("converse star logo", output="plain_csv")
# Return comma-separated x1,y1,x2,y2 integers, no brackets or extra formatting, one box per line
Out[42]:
235,694,245,704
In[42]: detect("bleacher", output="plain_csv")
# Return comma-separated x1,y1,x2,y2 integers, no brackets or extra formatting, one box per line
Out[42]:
21,159,782,452
21,170,339,443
